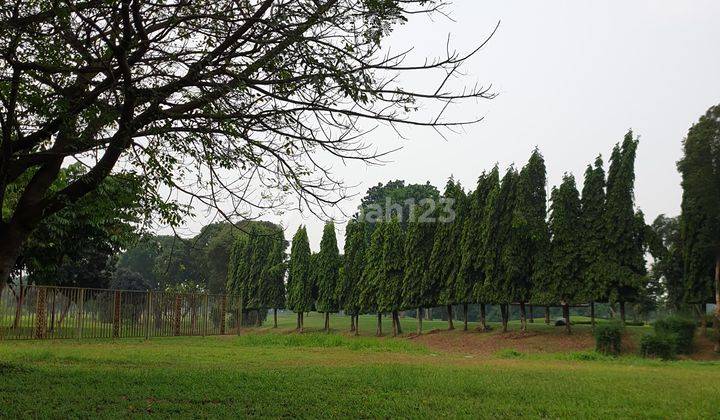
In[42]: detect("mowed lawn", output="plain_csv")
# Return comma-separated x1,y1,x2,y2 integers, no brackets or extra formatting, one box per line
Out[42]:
1,313,720,418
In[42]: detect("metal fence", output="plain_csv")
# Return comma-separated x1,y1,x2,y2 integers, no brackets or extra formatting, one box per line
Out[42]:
0,285,251,340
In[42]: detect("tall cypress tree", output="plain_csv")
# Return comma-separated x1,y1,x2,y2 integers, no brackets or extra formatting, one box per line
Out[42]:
509,149,548,331
604,131,644,321
402,204,437,334
260,228,287,328
379,217,405,336
360,221,385,336
579,155,608,325
337,219,367,334
547,174,583,333
678,104,720,351
316,222,341,331
461,167,499,330
287,226,313,331
431,178,467,330
481,167,519,332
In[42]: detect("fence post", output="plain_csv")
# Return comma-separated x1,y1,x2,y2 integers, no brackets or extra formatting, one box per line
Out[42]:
35,287,47,339
219,295,227,335
112,290,121,338
173,294,181,336
77,288,84,340
145,291,152,340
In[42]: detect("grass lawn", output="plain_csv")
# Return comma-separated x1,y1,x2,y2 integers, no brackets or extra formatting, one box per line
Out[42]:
1,313,719,418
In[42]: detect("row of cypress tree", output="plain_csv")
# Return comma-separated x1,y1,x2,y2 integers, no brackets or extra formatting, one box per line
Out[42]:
280,131,650,335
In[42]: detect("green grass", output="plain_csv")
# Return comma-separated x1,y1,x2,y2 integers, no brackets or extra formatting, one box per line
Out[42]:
1,315,719,418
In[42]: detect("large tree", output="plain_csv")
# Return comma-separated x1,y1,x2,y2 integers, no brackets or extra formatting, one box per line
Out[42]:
546,174,583,333
604,132,644,321
430,178,466,330
578,155,608,325
287,226,313,331
508,149,548,331
678,104,720,351
316,222,341,331
337,219,367,334
460,167,499,330
649,215,684,311
378,217,405,336
401,204,437,334
359,221,385,336
0,1,493,285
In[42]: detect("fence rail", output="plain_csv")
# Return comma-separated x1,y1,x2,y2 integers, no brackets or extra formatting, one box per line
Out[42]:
0,285,252,340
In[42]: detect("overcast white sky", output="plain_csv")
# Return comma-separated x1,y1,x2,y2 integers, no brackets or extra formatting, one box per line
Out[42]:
167,1,720,250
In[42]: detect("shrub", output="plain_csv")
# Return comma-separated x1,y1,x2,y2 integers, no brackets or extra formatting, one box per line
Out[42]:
654,316,696,354
594,321,623,355
640,333,676,360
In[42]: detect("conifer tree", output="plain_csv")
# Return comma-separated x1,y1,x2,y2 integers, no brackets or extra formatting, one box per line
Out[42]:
337,219,367,334
678,104,720,350
480,167,518,332
287,226,313,331
402,204,437,334
431,179,467,330
579,156,608,326
260,229,287,328
547,174,583,333
509,149,548,331
360,222,385,336
604,132,644,322
379,217,406,336
316,222,341,332
461,167,499,330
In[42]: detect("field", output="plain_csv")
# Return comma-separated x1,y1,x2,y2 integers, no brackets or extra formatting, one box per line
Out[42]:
1,312,719,418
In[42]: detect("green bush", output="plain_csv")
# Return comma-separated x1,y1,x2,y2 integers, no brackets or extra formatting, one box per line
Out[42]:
654,316,696,354
594,321,623,355
640,333,676,360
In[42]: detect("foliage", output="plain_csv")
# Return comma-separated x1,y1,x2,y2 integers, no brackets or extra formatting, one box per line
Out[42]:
287,226,314,313
378,217,405,313
110,268,152,291
359,180,440,228
402,205,437,309
653,316,696,354
315,223,341,313
430,179,467,306
648,215,684,310
359,222,385,313
579,155,609,302
640,333,677,360
337,219,368,315
678,104,720,305
594,321,623,356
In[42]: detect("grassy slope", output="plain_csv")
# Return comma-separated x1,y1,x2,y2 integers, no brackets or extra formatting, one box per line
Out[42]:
1,313,719,418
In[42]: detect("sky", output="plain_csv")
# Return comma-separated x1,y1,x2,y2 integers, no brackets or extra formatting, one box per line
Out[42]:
166,1,720,250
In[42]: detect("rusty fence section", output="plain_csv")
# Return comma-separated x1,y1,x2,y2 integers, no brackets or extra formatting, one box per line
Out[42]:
0,285,247,340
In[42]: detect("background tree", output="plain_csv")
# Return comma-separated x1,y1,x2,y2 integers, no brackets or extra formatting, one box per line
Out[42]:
604,132,644,322
379,217,405,336
337,219,367,333
649,215,684,311
578,156,608,325
431,178,466,330
546,174,583,333
316,222,341,332
460,167,499,330
110,268,152,291
402,205,437,334
359,180,440,228
0,1,493,286
287,226,313,331
678,104,720,350
360,222,386,336
260,229,287,328
508,149,548,331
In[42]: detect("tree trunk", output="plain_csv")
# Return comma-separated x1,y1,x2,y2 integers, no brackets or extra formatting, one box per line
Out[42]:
391,312,397,337
529,305,534,323
273,308,278,328
699,303,707,336
447,304,454,330
463,303,468,331
324,312,330,332
714,257,720,353
417,308,423,334
350,313,356,332
479,303,487,331
544,306,550,324
590,301,595,329
0,225,28,287
296,312,301,330
501,304,508,332
393,311,402,334
376,313,382,337
300,312,304,333
619,301,626,324
519,302,527,332
426,307,432,320
563,303,571,334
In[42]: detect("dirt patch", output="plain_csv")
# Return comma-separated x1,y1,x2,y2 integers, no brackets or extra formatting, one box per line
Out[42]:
409,327,596,356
